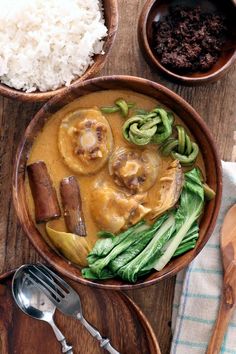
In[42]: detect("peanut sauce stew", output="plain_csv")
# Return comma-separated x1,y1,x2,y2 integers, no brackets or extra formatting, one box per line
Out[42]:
25,89,207,280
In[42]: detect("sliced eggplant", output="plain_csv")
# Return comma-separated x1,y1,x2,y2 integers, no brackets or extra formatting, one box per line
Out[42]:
27,161,61,223
60,176,87,236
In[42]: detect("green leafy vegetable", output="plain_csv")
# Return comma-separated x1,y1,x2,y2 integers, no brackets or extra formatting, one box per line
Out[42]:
154,168,204,271
109,214,168,274
82,168,205,283
173,240,196,257
87,220,146,264
123,107,173,146
161,125,199,166
169,223,199,257
177,223,199,245
81,267,113,280
90,221,162,278
97,231,115,238
100,99,134,117
117,214,175,282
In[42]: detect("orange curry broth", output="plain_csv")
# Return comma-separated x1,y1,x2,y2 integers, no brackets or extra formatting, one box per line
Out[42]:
25,90,205,253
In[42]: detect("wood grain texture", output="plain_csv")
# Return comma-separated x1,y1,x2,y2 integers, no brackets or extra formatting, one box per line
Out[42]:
207,205,236,353
0,1,235,353
206,261,236,354
0,274,160,354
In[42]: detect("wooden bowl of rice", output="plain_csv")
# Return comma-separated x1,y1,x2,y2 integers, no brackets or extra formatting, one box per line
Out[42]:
0,0,118,102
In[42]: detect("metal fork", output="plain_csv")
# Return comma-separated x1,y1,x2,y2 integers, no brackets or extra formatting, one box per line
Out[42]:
26,264,120,354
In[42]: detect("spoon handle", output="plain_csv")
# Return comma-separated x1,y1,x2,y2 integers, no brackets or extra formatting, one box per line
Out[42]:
206,261,236,354
77,313,120,354
49,318,73,353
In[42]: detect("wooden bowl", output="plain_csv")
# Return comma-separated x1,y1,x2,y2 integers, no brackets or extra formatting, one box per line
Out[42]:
13,75,222,290
0,0,118,102
138,0,236,85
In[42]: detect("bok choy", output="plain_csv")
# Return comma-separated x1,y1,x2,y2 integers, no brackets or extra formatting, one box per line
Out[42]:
154,168,204,271
89,215,168,277
117,214,175,282
82,168,205,282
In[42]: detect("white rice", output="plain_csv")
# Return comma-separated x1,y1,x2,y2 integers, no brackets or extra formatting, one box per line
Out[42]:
0,0,108,92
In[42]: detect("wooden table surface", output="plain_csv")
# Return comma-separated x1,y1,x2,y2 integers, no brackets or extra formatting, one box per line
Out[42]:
0,1,235,353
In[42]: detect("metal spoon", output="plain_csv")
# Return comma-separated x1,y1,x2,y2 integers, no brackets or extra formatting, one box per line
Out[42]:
12,264,73,354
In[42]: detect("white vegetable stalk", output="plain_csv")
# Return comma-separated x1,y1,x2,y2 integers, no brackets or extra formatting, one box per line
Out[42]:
154,215,196,271
149,214,175,247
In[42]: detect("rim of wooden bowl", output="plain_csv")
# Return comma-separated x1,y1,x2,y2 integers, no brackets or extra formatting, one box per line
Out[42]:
0,0,118,102
121,294,161,354
138,0,236,85
12,75,222,290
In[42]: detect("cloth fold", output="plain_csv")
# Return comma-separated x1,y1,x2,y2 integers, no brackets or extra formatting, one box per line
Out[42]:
171,161,236,354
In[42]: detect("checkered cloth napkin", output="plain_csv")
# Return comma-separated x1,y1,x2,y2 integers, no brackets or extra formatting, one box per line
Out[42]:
171,161,236,354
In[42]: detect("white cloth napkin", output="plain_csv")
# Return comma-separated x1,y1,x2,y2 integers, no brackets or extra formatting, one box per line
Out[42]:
171,161,236,354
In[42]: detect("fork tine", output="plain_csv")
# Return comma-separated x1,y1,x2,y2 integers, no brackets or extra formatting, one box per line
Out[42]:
32,265,68,297
27,268,64,300
24,273,60,304
38,263,72,293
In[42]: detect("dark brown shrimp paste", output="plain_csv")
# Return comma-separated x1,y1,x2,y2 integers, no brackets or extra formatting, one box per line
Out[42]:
152,6,228,73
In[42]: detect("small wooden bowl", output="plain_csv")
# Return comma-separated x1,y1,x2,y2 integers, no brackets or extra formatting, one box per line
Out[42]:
0,0,118,102
13,75,222,290
138,0,236,85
